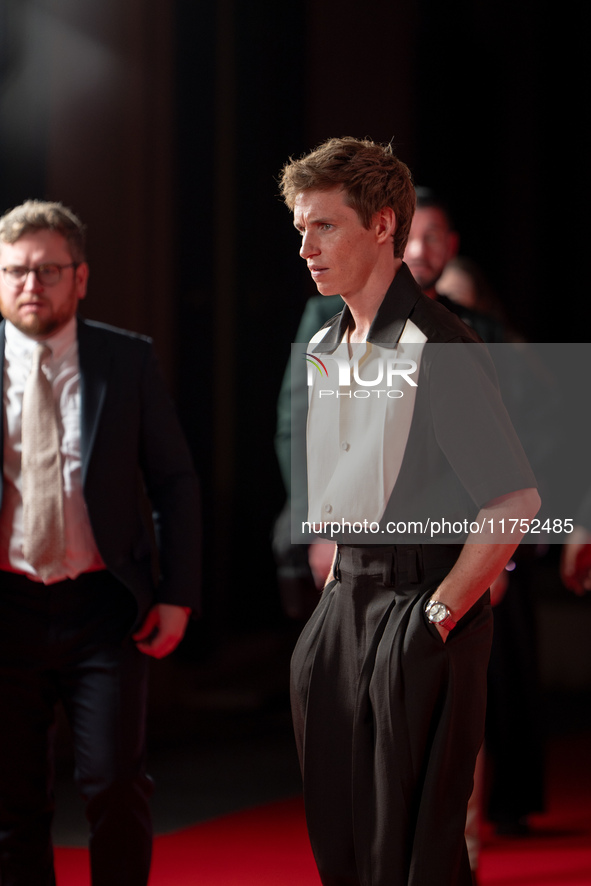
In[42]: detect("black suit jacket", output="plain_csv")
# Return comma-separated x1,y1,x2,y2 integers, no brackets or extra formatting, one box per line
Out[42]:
0,317,201,625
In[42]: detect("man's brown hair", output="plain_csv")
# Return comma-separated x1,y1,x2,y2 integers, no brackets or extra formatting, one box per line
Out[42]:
279,137,416,258
0,200,86,262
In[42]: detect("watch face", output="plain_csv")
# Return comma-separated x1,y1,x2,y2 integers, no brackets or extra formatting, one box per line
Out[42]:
427,602,448,624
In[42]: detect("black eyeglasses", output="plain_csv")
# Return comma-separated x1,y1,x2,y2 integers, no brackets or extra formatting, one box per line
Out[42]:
0,263,79,288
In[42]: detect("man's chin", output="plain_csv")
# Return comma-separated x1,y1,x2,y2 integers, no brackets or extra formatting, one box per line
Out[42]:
10,314,57,339
315,282,339,298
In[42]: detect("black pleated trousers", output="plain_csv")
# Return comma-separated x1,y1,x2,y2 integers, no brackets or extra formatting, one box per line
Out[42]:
291,544,493,886
0,570,153,886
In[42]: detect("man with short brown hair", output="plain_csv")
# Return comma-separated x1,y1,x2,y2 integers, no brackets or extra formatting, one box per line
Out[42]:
280,138,540,886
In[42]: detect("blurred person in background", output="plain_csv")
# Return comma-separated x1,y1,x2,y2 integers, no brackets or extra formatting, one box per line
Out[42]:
0,200,201,886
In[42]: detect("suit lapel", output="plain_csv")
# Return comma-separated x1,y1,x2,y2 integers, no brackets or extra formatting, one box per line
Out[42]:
77,318,110,484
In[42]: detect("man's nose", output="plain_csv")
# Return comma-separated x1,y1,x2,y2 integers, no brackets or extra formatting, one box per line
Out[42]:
23,269,43,291
300,231,319,260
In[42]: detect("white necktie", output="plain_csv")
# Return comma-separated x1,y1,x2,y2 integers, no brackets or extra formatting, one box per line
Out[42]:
21,343,66,581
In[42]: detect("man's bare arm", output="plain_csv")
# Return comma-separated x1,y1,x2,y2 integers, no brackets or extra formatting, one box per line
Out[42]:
429,487,541,639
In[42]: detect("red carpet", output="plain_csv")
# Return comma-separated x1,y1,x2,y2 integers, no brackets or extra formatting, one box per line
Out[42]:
479,732,591,886
55,733,591,885
55,798,320,885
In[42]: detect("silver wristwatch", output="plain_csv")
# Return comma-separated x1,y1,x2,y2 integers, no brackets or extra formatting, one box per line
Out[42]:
424,599,457,631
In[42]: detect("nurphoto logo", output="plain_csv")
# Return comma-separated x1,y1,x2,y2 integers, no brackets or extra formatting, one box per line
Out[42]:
305,352,418,399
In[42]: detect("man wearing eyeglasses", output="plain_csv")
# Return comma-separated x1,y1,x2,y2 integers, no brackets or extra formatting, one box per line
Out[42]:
0,200,201,886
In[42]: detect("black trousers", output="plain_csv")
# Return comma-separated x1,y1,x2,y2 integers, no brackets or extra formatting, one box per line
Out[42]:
0,570,153,886
291,544,493,886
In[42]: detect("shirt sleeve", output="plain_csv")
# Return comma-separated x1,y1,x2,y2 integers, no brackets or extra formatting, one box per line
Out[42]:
428,341,538,508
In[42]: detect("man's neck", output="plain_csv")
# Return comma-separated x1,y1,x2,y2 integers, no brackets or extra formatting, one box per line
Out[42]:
5,317,78,361
344,258,402,342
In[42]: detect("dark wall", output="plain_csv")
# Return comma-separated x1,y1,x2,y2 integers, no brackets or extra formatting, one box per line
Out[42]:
411,0,587,342
0,0,177,377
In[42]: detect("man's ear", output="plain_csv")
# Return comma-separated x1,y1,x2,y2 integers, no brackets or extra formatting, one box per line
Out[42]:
374,207,396,244
75,262,89,300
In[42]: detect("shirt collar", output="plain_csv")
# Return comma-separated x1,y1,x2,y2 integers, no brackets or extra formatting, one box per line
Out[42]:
5,316,78,364
312,262,423,354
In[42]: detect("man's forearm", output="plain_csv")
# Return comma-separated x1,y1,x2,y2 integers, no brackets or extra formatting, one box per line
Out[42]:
430,487,541,622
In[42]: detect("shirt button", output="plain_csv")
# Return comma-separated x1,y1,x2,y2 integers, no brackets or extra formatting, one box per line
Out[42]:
324,503,333,514
340,441,350,451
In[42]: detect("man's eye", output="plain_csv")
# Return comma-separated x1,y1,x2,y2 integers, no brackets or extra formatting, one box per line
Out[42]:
321,224,333,231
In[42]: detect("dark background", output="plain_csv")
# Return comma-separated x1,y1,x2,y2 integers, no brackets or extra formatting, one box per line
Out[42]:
0,0,589,736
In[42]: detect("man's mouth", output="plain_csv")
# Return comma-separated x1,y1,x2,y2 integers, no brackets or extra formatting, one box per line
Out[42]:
18,300,46,311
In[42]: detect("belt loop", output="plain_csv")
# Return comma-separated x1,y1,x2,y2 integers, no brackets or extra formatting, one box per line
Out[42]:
334,547,342,582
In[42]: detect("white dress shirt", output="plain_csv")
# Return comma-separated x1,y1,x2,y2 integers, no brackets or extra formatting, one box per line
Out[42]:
0,317,105,582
